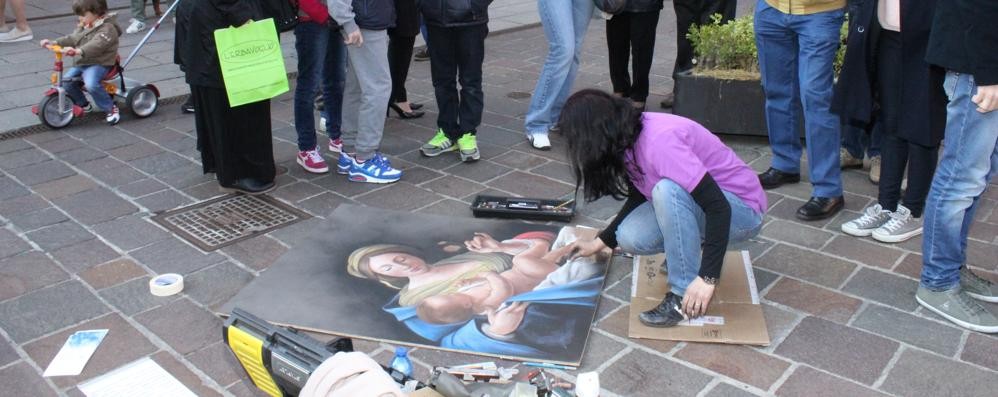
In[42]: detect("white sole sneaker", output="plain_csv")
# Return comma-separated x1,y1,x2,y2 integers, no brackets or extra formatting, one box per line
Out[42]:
841,223,876,237
916,295,998,333
296,157,329,174
872,227,922,243
528,133,551,150
966,291,998,303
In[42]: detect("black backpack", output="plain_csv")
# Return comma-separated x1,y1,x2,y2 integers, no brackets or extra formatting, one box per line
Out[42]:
257,0,299,32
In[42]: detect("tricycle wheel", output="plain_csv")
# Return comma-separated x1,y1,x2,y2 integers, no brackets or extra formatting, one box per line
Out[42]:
127,85,158,118
38,95,74,129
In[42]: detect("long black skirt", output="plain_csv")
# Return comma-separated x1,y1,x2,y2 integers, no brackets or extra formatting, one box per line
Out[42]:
191,85,276,186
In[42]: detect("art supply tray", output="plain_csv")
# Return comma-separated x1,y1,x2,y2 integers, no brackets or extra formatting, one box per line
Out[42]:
470,195,575,222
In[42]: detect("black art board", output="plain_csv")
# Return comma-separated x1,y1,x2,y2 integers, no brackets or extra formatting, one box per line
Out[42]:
220,205,609,365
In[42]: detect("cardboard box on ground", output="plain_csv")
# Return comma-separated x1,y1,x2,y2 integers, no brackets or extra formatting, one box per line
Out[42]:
628,251,770,345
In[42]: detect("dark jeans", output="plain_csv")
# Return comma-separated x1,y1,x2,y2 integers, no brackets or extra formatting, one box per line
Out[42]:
876,30,937,217
293,22,347,151
674,0,736,75
606,11,660,103
388,34,416,103
426,24,488,139
842,120,882,159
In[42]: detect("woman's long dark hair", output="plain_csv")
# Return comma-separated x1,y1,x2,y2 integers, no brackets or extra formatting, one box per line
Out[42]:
559,89,644,202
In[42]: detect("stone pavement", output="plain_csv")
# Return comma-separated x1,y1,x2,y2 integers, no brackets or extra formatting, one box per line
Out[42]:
0,0,540,133
2,4,998,397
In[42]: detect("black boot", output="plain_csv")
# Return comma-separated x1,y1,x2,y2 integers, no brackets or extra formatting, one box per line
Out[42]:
220,178,275,195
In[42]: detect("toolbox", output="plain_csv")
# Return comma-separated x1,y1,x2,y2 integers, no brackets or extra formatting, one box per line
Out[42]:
470,195,575,222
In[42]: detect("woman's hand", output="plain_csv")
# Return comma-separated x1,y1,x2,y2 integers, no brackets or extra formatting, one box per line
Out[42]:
485,302,528,335
681,277,716,318
465,232,502,253
39,39,51,48
574,237,607,258
973,85,998,113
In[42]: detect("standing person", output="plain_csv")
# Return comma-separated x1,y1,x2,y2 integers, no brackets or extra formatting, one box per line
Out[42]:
327,0,403,183
417,0,491,162
834,0,945,243
173,0,195,114
754,0,846,221
916,0,998,333
387,0,425,119
522,0,594,150
293,0,347,174
605,0,665,110
180,0,276,194
660,0,736,108
126,0,148,34
0,0,32,42
565,90,765,327
39,0,121,125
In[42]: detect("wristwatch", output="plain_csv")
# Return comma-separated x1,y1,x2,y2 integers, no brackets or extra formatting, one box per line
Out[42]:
700,276,719,286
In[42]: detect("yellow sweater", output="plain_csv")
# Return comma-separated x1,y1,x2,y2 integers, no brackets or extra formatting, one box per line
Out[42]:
764,0,845,15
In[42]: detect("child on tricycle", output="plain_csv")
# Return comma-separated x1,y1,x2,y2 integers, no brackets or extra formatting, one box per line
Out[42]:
39,0,122,125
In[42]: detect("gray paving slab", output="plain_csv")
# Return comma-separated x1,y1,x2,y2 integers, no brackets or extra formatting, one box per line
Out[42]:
775,316,899,385
24,221,95,251
134,298,223,355
601,349,713,397
851,304,963,356
882,349,998,397
0,228,32,260
0,251,69,302
130,237,225,275
0,362,57,397
0,280,109,343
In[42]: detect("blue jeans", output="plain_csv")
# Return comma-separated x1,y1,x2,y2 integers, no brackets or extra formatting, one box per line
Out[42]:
842,120,882,159
615,180,764,296
294,22,347,151
64,65,114,113
754,0,844,197
524,0,593,136
920,72,998,291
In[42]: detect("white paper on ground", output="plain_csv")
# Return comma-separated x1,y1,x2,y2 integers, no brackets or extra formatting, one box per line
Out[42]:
43,329,109,377
77,357,197,397
677,316,726,327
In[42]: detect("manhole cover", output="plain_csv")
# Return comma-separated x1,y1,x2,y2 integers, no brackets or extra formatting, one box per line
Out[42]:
152,194,310,251
507,91,531,99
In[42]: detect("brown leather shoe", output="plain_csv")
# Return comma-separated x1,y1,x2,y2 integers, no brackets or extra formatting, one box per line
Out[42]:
796,196,844,221
758,167,801,189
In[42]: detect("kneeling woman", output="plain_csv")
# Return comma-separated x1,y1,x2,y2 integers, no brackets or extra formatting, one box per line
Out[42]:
567,90,767,327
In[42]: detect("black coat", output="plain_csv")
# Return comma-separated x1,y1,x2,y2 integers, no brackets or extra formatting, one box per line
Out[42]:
180,0,258,88
624,0,664,13
925,0,998,85
417,0,491,27
831,0,945,147
389,0,419,37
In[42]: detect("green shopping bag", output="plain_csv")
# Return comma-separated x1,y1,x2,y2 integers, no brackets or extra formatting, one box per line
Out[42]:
214,18,289,107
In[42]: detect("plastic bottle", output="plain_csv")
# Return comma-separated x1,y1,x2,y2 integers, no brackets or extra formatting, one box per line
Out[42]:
389,347,413,377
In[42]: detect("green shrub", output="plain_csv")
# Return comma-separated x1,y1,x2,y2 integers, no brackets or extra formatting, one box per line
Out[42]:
688,14,848,79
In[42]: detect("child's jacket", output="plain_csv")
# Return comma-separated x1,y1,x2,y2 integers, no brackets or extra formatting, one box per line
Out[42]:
54,13,122,67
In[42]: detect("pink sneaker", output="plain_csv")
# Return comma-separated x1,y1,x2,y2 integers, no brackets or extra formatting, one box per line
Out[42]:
328,138,343,153
297,146,329,174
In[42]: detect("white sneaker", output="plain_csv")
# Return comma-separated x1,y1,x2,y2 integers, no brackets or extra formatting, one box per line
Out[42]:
0,27,33,43
841,204,892,237
528,133,551,150
106,106,120,125
125,19,147,34
872,204,923,243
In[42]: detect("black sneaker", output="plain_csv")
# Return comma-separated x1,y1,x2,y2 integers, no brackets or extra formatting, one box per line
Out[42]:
639,292,686,328
414,47,430,62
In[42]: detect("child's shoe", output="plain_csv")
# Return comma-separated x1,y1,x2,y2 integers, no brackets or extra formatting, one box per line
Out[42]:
348,153,401,184
421,129,456,157
105,106,120,125
457,133,480,162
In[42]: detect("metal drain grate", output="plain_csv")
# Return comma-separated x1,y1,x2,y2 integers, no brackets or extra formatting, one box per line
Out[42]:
152,194,310,251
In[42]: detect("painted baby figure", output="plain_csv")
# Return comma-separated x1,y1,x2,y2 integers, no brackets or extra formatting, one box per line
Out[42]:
416,232,578,325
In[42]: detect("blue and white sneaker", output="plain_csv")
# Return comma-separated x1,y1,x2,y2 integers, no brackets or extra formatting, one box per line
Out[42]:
337,152,352,175
348,153,401,184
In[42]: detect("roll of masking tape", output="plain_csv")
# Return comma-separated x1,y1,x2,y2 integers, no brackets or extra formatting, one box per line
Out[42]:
149,273,184,297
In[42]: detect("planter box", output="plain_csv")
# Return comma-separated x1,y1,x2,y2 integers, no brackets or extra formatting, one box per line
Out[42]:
673,73,770,137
